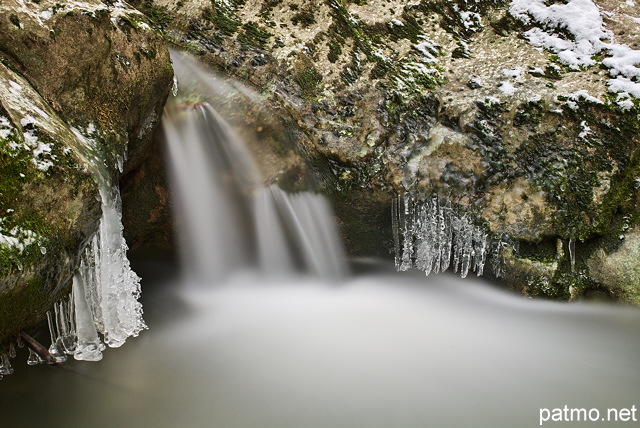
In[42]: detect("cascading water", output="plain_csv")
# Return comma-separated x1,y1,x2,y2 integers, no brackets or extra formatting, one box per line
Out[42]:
163,51,348,281
162,102,257,280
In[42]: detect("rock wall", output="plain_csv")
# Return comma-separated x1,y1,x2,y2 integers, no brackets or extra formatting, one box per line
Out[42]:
131,0,640,303
0,0,173,345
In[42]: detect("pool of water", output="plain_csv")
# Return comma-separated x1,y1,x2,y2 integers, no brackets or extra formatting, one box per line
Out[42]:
1,258,639,427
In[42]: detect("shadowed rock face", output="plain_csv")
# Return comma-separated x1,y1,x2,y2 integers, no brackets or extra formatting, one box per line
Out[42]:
0,0,173,345
129,0,640,303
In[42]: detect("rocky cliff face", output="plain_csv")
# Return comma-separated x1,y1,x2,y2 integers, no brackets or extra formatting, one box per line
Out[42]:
0,0,173,345
131,0,640,303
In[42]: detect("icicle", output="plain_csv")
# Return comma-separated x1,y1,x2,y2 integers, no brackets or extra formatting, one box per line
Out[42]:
568,237,576,272
400,193,415,271
27,348,45,366
171,74,179,97
8,343,16,359
0,353,13,375
473,228,488,276
440,199,452,273
392,197,401,270
73,273,104,362
47,311,67,363
56,298,77,354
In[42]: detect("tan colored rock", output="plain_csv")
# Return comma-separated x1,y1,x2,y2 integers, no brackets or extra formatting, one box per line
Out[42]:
588,226,640,304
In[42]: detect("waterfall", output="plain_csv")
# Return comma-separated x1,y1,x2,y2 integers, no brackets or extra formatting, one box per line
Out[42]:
162,103,257,280
162,51,348,281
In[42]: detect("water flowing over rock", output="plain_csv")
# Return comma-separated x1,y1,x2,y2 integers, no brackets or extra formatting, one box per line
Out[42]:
132,0,640,303
162,51,348,282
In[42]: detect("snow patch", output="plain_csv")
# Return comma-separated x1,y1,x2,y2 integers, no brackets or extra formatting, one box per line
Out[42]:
498,81,517,94
0,222,39,254
502,67,525,80
510,0,640,98
563,90,605,110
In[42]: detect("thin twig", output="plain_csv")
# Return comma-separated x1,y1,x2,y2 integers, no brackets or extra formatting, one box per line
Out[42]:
18,331,58,365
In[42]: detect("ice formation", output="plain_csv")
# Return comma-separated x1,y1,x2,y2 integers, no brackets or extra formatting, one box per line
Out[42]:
66,181,146,361
5,163,147,369
392,194,509,279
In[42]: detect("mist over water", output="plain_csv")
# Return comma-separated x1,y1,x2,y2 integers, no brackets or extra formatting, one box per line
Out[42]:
1,51,639,427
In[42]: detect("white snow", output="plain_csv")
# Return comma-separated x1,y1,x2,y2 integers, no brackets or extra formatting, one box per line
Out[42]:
459,11,482,31
0,116,13,139
510,0,640,98
578,120,592,139
616,97,635,110
414,38,440,62
498,81,517,94
564,89,605,109
0,224,38,253
502,67,525,80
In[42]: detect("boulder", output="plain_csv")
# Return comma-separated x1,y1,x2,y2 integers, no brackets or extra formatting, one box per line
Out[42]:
133,0,640,302
0,0,172,345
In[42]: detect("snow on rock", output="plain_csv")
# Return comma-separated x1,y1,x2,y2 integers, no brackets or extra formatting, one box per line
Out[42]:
510,0,640,98
498,81,517,94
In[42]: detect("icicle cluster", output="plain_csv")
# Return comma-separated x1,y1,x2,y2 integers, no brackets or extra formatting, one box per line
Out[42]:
70,185,146,360
44,297,77,363
2,184,145,374
0,344,15,380
392,193,508,278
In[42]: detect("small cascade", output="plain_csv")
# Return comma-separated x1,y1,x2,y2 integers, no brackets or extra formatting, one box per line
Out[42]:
162,103,258,280
392,193,509,278
163,50,349,281
254,186,348,279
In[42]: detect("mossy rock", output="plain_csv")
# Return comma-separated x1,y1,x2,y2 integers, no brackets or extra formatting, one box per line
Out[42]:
0,62,101,344
0,0,173,345
0,0,173,174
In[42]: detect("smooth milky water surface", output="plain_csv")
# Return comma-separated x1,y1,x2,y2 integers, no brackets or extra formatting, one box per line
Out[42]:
1,259,639,428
